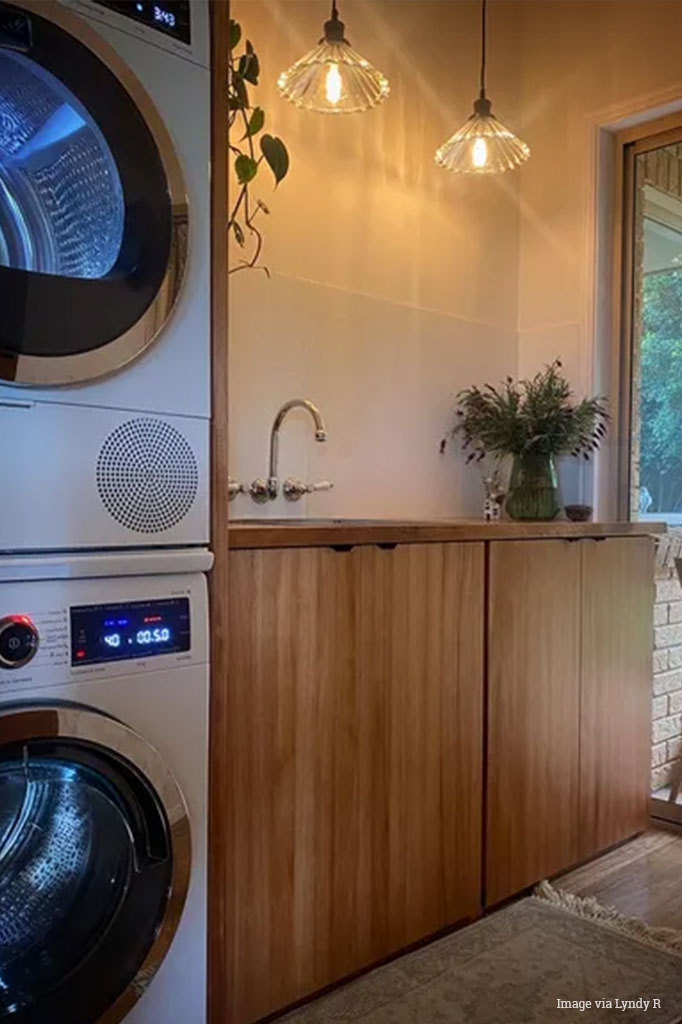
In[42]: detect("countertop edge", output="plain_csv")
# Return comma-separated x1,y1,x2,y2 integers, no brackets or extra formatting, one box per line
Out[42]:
228,520,667,550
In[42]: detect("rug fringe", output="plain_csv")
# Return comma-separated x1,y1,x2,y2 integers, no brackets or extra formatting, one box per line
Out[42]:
534,881,682,959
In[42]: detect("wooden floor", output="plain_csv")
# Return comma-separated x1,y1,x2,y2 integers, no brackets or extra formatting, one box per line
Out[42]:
558,825,682,930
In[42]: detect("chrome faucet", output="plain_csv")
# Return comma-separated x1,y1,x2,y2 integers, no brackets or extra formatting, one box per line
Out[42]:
249,399,333,503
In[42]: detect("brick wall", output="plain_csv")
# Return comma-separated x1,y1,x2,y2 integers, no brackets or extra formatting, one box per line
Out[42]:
652,559,682,791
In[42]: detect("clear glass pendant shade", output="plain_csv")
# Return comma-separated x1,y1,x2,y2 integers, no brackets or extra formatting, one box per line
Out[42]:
435,97,530,175
436,0,530,176
277,6,389,114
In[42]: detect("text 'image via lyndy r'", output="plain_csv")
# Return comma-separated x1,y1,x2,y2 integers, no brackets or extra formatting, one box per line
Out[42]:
557,999,662,1013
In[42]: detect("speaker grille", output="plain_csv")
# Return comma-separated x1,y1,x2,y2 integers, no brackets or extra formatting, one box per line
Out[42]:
96,418,199,534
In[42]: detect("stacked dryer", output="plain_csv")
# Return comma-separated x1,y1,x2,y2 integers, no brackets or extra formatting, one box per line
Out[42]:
0,1,211,1021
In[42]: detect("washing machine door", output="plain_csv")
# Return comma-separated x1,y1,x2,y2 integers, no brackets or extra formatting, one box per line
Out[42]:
0,703,191,1024
0,1,187,387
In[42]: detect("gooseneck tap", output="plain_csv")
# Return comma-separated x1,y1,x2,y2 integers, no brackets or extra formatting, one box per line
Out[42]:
249,399,333,503
268,399,327,496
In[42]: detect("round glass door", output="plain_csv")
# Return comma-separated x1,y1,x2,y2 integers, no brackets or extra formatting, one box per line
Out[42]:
0,704,191,1024
0,1,187,386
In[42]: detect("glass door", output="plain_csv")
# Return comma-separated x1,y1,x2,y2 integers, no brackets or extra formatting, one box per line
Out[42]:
0,703,190,1023
623,127,682,825
0,1,187,386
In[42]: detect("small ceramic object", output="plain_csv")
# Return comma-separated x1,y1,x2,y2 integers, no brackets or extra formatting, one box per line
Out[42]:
483,473,505,522
564,504,592,522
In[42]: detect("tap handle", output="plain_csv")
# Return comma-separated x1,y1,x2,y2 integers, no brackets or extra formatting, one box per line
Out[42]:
228,477,247,501
283,478,334,502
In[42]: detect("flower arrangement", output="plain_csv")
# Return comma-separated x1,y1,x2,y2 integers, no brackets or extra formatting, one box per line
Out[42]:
443,361,609,520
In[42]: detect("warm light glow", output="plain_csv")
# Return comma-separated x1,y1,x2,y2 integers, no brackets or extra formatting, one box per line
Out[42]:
278,39,388,114
325,63,343,106
472,137,488,168
435,107,530,175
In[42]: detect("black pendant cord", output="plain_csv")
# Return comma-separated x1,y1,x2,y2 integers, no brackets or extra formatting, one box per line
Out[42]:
480,0,488,98
324,0,346,42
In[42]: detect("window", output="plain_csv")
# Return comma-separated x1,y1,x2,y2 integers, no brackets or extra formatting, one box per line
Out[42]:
623,129,682,524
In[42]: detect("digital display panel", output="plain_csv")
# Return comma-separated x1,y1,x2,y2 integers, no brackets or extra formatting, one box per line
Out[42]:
71,597,190,666
92,1,191,45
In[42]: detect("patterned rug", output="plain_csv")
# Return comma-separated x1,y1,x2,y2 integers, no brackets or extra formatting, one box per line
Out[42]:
280,885,682,1023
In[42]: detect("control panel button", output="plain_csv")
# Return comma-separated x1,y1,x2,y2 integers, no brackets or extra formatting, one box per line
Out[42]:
0,616,39,669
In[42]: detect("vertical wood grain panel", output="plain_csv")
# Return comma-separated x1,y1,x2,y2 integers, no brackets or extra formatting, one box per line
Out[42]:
208,2,229,1022
356,544,484,952
486,539,582,906
226,543,484,1023
579,537,655,859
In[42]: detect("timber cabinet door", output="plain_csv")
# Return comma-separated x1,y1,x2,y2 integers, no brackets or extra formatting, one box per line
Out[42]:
486,539,582,906
579,536,655,860
226,542,484,1024
355,543,484,952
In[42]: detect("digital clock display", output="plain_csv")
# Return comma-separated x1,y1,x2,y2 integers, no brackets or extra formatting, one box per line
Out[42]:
70,597,190,666
92,1,191,45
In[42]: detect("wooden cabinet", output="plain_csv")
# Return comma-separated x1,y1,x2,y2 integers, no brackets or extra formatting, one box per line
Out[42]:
486,539,582,906
579,537,654,859
225,543,484,1024
486,536,655,906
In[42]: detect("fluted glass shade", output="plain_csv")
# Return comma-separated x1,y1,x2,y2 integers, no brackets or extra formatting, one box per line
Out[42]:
435,97,530,175
278,13,389,114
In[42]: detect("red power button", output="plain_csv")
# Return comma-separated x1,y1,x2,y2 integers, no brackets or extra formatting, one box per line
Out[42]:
0,615,39,670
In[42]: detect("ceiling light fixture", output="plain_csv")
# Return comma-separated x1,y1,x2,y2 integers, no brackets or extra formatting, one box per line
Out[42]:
435,0,529,175
277,0,389,115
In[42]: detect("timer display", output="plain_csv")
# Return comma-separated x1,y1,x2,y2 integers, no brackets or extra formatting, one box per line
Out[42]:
71,597,190,666
92,1,191,45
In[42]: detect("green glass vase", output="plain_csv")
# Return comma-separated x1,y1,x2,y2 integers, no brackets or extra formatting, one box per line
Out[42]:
505,452,560,521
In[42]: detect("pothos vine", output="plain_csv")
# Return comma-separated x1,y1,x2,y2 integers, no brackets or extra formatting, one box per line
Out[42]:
228,19,290,275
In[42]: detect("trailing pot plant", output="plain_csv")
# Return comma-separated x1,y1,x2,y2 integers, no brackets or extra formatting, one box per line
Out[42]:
228,19,289,275
443,360,609,521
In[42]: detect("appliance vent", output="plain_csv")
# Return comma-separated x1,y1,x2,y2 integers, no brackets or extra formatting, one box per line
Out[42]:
96,418,199,534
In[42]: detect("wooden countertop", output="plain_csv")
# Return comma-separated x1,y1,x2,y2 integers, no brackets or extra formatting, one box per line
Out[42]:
228,518,666,549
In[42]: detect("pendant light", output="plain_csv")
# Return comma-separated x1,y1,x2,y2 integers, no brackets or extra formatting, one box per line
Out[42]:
435,0,529,175
277,0,389,115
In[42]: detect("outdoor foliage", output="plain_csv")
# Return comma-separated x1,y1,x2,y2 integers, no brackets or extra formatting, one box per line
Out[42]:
446,360,609,464
640,271,682,512
228,19,289,275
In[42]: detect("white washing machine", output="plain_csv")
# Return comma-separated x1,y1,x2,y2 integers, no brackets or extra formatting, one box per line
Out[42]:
0,563,209,1023
0,0,211,553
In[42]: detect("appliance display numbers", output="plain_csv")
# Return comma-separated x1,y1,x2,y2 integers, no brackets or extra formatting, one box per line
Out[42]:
71,597,190,666
153,6,175,29
92,1,191,45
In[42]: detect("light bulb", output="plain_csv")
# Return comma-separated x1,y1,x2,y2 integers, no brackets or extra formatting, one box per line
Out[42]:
278,5,389,114
325,62,343,106
435,97,529,176
472,136,488,169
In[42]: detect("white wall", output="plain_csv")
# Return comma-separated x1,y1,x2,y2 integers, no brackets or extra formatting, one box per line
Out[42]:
230,0,682,521
515,0,682,514
228,0,522,519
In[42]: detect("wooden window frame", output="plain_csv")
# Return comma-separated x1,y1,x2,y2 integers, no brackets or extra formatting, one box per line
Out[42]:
614,113,682,519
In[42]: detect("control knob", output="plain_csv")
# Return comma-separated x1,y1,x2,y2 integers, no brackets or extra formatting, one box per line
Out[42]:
0,615,39,669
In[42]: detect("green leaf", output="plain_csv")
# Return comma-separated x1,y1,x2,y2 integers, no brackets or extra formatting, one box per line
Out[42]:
246,39,254,55
260,134,290,186
230,20,241,50
241,107,264,140
232,221,245,246
235,154,258,184
238,52,260,85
